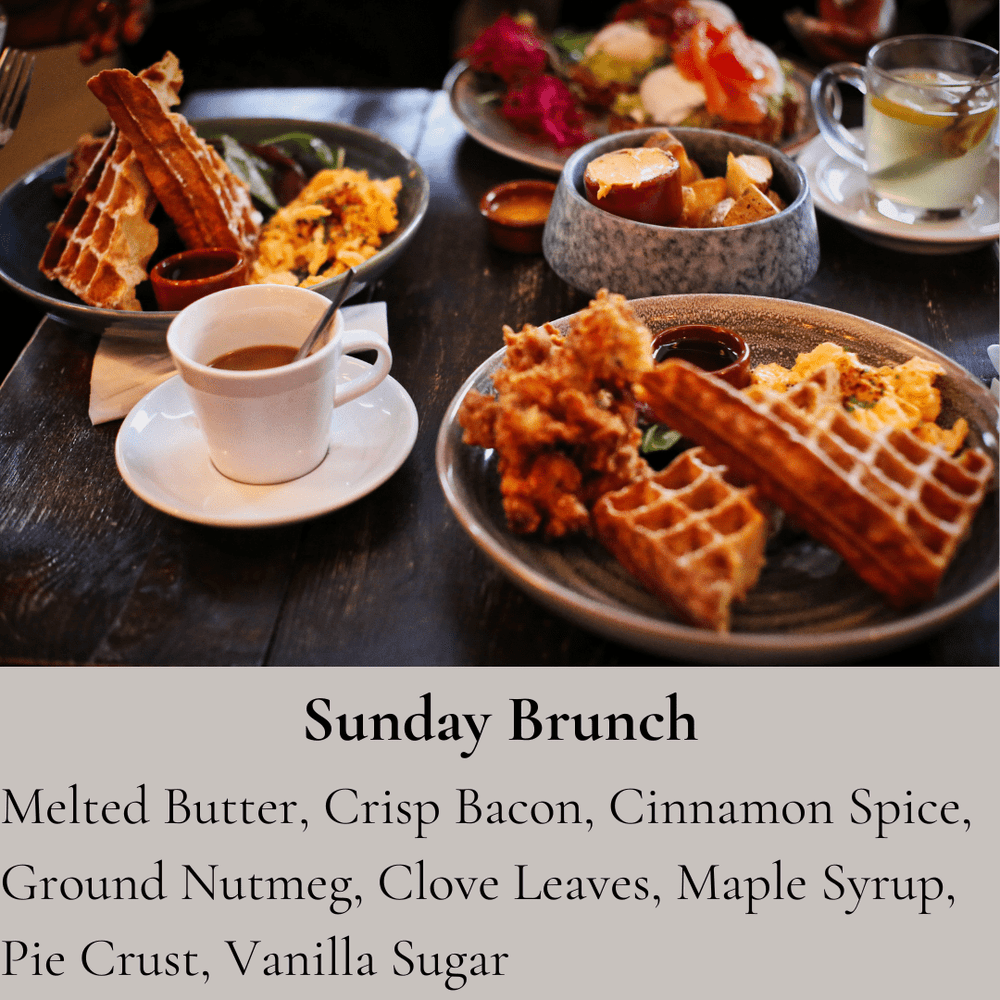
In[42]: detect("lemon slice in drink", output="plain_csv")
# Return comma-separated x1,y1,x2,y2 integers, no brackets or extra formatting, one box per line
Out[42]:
869,92,951,129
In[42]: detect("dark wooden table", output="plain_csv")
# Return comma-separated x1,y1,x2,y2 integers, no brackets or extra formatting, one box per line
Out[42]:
0,87,997,666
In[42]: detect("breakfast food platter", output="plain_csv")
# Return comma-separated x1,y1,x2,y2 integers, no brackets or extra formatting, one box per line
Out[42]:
436,294,999,664
445,59,819,176
0,117,429,335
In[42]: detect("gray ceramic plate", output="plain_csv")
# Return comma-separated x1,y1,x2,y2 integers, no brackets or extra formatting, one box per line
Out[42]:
445,60,819,175
0,118,429,335
436,294,999,664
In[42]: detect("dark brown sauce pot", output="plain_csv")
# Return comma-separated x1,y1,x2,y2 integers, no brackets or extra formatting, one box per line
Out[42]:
651,323,751,388
151,247,249,311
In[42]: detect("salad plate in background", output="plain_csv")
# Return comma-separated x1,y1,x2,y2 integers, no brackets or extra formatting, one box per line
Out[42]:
446,2,818,175
446,60,818,175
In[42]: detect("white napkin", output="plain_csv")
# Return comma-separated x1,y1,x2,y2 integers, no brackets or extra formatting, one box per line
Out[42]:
88,300,389,424
988,344,999,403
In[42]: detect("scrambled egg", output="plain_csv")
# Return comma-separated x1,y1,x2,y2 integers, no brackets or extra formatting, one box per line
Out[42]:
250,167,401,288
751,342,968,454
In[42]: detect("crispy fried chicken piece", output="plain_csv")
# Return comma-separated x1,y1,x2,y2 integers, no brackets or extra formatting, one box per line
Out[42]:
458,289,654,538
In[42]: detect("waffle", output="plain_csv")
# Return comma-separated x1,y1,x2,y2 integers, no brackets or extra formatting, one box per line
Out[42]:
39,128,157,310
638,360,995,607
39,55,185,310
592,447,768,631
87,61,260,256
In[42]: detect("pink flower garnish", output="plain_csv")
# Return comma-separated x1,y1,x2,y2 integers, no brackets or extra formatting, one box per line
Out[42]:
501,74,591,149
461,13,548,84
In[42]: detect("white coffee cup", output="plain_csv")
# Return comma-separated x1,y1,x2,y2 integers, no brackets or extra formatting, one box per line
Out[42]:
166,283,392,484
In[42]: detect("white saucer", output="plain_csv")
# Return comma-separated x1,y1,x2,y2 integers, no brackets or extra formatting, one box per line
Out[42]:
798,129,999,254
115,359,419,527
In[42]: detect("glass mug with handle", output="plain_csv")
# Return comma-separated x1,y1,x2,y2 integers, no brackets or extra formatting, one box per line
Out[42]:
812,34,999,223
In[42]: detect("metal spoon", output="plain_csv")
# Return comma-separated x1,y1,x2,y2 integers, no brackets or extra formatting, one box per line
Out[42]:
293,267,355,362
940,53,1000,156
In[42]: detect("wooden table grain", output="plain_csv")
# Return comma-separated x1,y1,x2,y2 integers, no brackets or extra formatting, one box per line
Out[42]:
0,87,996,666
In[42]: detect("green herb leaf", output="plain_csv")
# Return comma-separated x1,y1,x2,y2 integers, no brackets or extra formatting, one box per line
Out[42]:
641,424,682,453
845,395,875,411
205,130,349,213
550,28,595,62
214,133,280,211
261,131,345,169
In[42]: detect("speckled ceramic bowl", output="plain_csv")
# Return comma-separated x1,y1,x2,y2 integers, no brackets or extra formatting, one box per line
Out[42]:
543,127,820,298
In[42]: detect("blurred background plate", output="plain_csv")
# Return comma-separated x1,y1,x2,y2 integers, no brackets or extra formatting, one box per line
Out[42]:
445,60,818,176
0,117,429,335
436,294,999,665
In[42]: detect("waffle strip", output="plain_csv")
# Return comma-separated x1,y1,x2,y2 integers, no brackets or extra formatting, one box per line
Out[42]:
39,128,155,309
87,64,259,255
592,447,768,631
39,55,185,310
638,360,994,607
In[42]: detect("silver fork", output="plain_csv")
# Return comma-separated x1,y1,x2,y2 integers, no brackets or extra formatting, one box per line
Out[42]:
0,48,36,150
